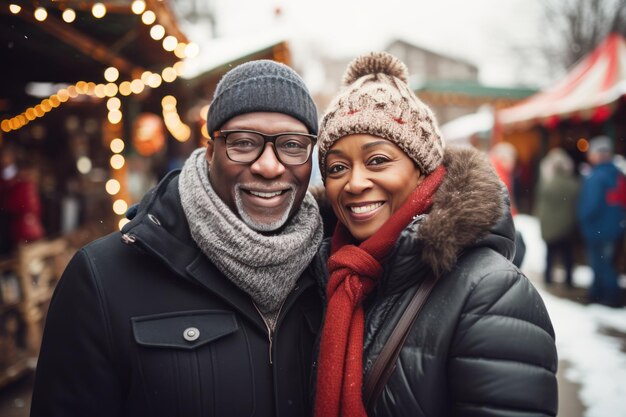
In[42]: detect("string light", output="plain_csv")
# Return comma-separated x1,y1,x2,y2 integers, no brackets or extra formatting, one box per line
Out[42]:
150,25,165,40
110,138,125,153
107,97,121,111
118,218,130,230
112,199,128,215
110,154,125,170
9,4,21,14
131,0,146,14
162,36,178,52
62,8,76,23
105,179,121,195
34,7,47,21
141,10,156,25
104,67,120,82
92,3,106,19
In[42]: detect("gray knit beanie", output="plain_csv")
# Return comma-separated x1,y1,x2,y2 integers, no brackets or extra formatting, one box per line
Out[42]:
207,60,318,136
317,52,444,179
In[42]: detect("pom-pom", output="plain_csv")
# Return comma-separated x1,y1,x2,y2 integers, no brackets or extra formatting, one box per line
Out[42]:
342,52,409,85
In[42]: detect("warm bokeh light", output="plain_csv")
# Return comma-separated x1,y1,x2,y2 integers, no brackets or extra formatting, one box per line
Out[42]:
105,179,121,195
185,42,200,58
34,7,47,21
577,138,589,153
130,79,145,95
119,81,132,96
34,105,44,117
113,199,128,215
50,95,61,107
9,4,21,14
201,123,210,138
110,154,125,170
131,0,146,14
41,100,52,112
162,36,178,52
58,89,70,102
62,8,76,23
104,67,119,82
94,84,106,98
147,73,162,88
118,218,131,230
162,67,177,83
25,108,36,120
67,86,78,98
174,42,187,59
92,3,106,18
141,10,156,25
107,97,121,111
104,83,119,97
1,120,11,132
150,25,165,41
110,138,125,153
75,81,87,94
108,110,123,125
76,156,92,174
173,61,185,76
140,71,152,84
161,95,177,110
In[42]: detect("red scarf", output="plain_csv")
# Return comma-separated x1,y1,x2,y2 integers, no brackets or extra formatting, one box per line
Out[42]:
314,164,446,417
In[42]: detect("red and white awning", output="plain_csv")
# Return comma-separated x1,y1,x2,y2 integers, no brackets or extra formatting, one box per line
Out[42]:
498,33,626,131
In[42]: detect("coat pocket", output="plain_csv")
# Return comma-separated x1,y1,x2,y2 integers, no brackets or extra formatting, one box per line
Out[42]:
132,309,238,350
131,310,253,417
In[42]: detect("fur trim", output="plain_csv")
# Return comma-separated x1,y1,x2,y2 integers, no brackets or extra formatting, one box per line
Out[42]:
419,147,504,276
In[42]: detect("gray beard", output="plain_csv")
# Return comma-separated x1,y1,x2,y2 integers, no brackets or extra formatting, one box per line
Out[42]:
234,184,296,232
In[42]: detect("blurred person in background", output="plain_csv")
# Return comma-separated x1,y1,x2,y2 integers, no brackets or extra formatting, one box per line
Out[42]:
577,135,626,307
0,144,45,255
535,148,580,287
489,141,526,267
313,52,557,417
30,60,324,417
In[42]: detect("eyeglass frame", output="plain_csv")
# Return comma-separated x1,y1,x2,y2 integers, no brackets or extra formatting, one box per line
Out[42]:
213,129,318,166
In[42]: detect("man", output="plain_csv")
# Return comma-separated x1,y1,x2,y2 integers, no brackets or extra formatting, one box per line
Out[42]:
30,60,324,417
577,135,626,307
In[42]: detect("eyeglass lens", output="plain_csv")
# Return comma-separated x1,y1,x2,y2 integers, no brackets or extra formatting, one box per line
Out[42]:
225,132,312,165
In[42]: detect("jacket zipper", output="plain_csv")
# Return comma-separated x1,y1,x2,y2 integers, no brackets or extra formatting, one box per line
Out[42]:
252,299,286,365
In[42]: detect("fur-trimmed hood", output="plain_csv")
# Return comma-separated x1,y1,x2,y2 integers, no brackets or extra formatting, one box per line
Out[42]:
418,146,512,275
313,146,516,291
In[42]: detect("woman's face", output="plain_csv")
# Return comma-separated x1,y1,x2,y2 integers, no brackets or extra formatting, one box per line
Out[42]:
324,134,423,241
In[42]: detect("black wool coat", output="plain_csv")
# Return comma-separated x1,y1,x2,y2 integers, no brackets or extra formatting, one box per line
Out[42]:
30,171,322,417
314,147,558,417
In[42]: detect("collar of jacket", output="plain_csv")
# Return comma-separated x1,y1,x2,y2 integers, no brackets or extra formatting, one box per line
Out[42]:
316,146,515,296
120,170,317,334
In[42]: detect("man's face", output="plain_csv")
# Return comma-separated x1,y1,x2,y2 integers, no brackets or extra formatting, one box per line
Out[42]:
206,112,313,232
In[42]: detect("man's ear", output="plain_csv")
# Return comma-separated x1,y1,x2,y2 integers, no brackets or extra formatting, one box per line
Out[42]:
205,140,214,165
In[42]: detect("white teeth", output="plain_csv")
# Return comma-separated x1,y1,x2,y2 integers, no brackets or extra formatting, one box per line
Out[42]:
249,190,283,198
350,202,383,214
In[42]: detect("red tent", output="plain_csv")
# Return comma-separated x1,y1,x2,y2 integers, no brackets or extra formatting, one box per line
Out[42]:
497,33,626,132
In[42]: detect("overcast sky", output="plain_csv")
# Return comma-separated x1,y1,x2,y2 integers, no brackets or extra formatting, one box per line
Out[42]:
182,0,548,87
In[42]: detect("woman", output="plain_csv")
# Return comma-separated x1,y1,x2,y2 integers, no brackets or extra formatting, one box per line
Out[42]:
313,52,558,417
535,147,580,286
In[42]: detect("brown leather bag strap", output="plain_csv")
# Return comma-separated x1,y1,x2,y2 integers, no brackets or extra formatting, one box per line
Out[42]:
362,273,440,412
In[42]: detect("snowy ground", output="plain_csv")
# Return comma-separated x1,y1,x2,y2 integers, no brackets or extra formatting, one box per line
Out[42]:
515,215,626,417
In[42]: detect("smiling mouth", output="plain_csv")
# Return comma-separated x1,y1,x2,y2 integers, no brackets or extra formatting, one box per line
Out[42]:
349,202,384,214
246,190,286,198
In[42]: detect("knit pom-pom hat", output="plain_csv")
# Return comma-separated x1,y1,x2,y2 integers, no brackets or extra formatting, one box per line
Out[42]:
317,51,445,180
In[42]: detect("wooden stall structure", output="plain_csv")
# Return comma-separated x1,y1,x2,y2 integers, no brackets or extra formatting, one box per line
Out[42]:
0,0,189,388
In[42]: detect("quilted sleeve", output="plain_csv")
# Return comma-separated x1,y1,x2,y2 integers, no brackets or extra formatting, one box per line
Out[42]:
448,265,558,417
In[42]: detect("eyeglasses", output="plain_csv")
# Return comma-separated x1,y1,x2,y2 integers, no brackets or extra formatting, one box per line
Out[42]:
213,129,317,166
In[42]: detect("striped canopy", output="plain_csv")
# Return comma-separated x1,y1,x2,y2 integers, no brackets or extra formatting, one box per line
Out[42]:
498,33,626,132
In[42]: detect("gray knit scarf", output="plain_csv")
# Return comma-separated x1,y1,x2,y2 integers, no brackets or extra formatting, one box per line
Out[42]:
179,148,323,314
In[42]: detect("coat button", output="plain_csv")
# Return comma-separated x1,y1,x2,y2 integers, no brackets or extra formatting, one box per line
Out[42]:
183,327,200,342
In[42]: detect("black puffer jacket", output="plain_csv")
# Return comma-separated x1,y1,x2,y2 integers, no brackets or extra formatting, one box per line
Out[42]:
315,147,558,417
31,171,322,417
